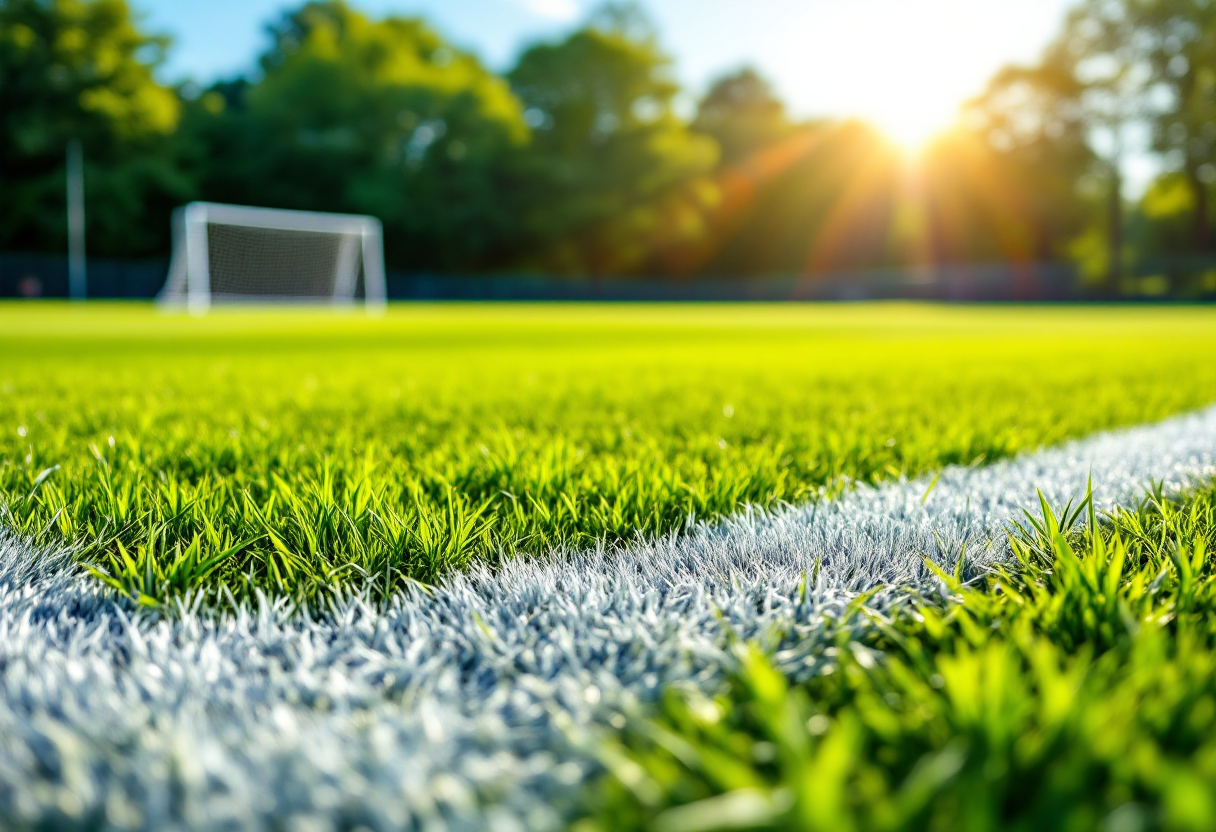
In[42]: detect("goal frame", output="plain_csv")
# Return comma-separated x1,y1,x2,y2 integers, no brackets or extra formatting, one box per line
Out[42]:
162,202,387,314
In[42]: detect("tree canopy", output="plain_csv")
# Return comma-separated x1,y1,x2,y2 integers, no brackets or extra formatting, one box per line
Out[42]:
0,0,184,256
693,68,794,167
3,0,1216,288
506,15,718,274
184,0,529,270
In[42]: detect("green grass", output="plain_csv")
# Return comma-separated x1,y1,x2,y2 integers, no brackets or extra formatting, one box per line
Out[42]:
2,302,1216,603
584,482,1216,832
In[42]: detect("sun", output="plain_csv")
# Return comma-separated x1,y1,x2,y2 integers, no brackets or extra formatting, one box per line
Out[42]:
870,104,954,156
775,0,1018,155
843,4,977,155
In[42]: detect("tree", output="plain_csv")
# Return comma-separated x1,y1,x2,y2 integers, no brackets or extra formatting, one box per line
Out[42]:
953,1,1159,285
0,0,184,256
679,119,906,278
505,5,718,275
693,68,794,167
186,1,529,271
954,52,1097,264
1057,0,1156,283
1133,0,1216,254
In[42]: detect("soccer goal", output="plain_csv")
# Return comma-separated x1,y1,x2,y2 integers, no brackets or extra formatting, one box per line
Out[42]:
159,202,387,313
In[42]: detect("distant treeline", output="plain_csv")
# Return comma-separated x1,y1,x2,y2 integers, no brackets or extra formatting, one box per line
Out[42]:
3,0,1216,295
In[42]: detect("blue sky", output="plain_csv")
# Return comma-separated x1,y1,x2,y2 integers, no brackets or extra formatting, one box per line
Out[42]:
136,0,1077,149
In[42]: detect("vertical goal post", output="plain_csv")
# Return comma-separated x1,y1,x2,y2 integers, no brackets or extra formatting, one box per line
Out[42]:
159,202,387,314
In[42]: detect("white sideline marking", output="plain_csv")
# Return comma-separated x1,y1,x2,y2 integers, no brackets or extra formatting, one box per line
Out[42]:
1,406,1215,829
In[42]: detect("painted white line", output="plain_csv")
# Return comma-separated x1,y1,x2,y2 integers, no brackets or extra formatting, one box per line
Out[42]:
0,405,1214,830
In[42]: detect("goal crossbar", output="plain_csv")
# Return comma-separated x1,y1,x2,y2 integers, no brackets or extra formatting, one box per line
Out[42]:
159,202,387,314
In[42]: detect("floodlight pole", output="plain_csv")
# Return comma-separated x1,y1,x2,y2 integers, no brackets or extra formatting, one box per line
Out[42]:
66,139,87,301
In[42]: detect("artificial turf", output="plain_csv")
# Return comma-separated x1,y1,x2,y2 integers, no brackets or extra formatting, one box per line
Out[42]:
0,385,1213,830
2,302,1216,602
585,480,1216,832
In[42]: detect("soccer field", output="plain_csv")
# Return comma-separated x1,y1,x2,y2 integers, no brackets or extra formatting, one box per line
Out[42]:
3,302,1216,831
3,302,1216,602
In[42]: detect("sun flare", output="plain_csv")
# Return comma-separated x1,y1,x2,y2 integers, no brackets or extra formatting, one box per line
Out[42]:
839,4,973,153
780,0,1022,154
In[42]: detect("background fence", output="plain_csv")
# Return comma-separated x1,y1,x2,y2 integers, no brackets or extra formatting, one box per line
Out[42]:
3,252,1214,302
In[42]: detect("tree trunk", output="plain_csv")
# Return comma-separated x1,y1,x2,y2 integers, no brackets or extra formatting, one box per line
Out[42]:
1107,163,1123,288
1186,164,1211,254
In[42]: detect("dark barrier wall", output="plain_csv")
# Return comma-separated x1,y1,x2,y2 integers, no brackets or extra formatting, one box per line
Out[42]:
0,252,168,300
385,263,1088,302
2,251,1212,302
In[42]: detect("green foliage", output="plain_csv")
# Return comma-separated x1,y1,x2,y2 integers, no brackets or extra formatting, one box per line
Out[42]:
583,479,1216,832
0,0,187,256
684,119,906,277
7,0,1216,282
1122,175,1216,296
678,71,903,280
185,0,529,271
1134,0,1216,255
693,68,795,169
952,52,1097,263
178,0,726,274
506,14,719,274
2,304,1215,605
1035,0,1216,281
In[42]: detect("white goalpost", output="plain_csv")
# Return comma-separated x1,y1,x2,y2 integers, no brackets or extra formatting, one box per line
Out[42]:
159,202,387,313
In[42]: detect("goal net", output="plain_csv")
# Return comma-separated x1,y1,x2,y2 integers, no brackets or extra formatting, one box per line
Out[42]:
159,202,387,312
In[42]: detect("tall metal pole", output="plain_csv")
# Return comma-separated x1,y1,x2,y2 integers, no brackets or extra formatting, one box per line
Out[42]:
66,139,86,301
